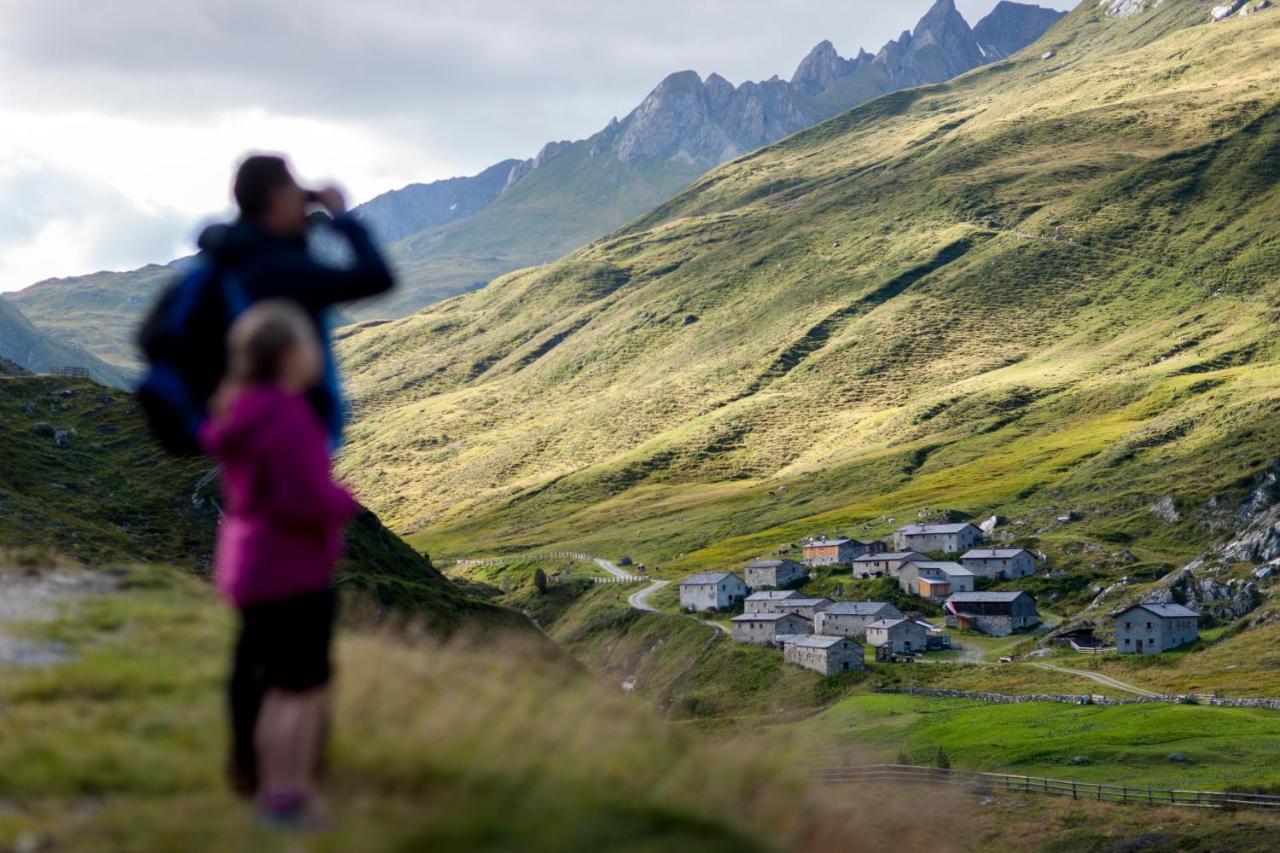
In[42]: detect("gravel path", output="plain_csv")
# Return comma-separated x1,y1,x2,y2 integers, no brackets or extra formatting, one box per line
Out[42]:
0,569,115,668
628,579,669,611
1031,662,1160,697
594,557,639,581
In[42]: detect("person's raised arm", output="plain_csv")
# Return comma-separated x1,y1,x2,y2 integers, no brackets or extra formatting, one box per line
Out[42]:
270,185,396,307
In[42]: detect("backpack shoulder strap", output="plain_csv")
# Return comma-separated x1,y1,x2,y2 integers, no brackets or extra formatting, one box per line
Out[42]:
220,270,251,319
161,261,218,337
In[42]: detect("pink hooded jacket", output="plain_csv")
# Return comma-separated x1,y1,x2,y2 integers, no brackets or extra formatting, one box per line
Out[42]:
199,385,359,608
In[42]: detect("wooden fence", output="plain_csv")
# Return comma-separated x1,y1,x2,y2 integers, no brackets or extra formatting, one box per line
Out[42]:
456,551,601,567
816,765,1280,812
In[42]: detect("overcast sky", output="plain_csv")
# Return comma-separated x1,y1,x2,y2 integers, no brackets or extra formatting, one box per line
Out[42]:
0,0,1075,292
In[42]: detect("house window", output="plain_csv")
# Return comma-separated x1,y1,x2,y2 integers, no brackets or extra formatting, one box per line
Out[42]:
1125,622,1131,629
1146,622,1152,630
1124,638,1130,645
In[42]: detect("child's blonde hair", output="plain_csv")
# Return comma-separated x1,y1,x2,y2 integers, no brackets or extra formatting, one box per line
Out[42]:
226,301,318,385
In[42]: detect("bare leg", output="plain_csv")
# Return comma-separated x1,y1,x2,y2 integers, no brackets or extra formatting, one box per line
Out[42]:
256,685,330,801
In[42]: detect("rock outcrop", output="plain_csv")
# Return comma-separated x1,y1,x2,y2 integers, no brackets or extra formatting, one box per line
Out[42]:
355,158,529,244
1148,566,1260,621
974,2,1071,59
1101,0,1161,19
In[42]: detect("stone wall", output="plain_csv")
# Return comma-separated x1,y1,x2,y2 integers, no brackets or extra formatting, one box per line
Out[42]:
875,687,1280,710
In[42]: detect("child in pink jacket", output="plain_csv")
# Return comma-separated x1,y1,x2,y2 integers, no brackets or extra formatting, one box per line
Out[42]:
201,300,358,825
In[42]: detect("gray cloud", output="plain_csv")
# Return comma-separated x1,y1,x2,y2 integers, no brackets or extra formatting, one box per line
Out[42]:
0,1,1076,166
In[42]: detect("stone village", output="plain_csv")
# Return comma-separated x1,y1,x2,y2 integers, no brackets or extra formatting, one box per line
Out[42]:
678,520,1200,676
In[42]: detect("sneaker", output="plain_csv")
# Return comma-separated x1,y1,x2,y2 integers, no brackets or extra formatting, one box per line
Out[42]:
255,788,307,829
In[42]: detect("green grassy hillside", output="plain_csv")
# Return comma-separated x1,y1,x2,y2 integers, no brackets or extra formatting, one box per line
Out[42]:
0,376,214,565
338,2,1280,605
6,264,176,372
361,153,711,319
792,692,1280,791
0,295,129,387
0,375,503,630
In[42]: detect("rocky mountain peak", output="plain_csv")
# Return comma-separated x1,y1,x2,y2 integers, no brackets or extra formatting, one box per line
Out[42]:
915,0,966,34
792,39,868,96
973,2,1069,59
908,0,985,69
611,70,815,165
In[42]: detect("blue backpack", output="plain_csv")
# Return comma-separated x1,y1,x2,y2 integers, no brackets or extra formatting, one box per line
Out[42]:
136,259,250,455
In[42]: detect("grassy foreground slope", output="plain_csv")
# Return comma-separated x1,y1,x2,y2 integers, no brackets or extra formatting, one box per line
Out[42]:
10,563,1280,852
340,2,1280,584
0,565,818,852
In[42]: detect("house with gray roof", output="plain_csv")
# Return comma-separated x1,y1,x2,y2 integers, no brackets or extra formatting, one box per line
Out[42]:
802,537,883,567
865,618,929,654
961,548,1038,580
1113,603,1199,654
893,522,983,554
814,602,903,638
850,551,929,579
898,561,975,599
731,611,810,645
744,589,805,614
945,591,1039,636
679,572,748,613
774,597,833,621
780,634,865,675
744,559,807,591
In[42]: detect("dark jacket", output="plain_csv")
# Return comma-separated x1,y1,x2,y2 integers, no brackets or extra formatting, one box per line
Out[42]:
197,215,394,443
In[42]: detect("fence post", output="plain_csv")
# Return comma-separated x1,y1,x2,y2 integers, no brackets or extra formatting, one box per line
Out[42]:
1072,782,1077,800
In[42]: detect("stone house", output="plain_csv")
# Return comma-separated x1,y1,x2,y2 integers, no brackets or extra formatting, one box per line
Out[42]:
744,589,805,614
897,561,975,598
893,523,983,554
774,597,833,621
945,591,1039,637
730,611,811,646
850,551,930,579
814,601,904,638
961,548,1038,580
802,538,885,567
781,635,865,675
744,559,807,591
679,572,748,613
1113,603,1199,654
865,618,929,654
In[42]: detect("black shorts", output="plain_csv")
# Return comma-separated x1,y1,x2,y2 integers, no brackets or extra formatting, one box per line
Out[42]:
234,589,336,692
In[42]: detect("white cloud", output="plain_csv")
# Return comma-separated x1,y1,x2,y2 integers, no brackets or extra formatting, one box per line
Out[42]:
0,108,446,290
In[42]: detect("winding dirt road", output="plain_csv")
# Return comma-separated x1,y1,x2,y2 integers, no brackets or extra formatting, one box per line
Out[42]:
627,579,669,611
